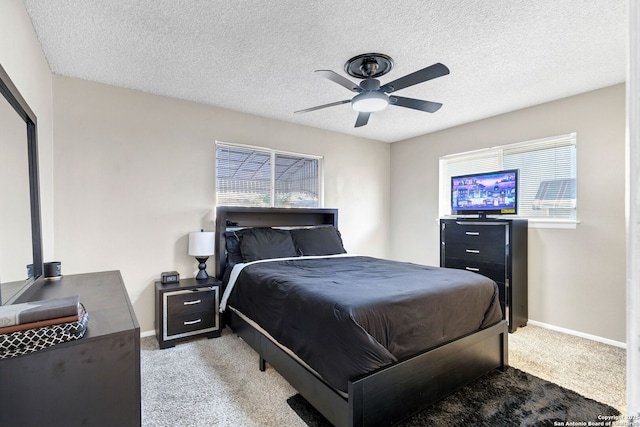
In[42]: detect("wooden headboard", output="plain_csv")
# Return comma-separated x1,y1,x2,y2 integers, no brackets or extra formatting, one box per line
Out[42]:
214,206,339,278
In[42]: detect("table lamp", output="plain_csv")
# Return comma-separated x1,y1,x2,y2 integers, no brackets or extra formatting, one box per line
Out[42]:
188,230,215,280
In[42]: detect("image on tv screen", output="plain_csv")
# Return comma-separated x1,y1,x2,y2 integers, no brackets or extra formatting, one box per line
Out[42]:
452,170,517,214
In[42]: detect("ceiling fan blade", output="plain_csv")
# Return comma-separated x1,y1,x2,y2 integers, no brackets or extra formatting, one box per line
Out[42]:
390,96,443,113
355,111,371,127
294,99,351,114
380,63,449,94
315,70,362,92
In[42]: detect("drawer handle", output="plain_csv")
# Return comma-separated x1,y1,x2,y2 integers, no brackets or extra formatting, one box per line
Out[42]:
465,267,480,272
183,299,202,306
465,249,480,254
183,319,202,326
465,231,480,236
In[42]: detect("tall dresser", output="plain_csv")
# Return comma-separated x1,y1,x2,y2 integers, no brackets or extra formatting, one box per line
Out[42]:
440,218,528,332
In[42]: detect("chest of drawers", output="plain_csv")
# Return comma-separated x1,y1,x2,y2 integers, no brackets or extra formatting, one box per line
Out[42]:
440,218,528,332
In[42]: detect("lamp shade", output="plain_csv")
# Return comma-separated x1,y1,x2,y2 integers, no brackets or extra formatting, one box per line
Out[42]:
188,231,215,256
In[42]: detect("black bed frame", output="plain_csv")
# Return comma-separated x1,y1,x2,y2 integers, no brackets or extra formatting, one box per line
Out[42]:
215,206,508,427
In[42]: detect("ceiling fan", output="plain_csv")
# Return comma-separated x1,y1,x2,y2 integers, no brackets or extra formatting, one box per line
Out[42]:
295,53,449,128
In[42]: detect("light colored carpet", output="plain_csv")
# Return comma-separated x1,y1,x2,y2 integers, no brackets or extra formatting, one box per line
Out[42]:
141,325,626,426
508,325,626,414
141,329,305,427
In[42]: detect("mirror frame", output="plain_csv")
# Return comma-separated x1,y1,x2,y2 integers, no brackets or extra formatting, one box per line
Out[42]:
0,63,44,304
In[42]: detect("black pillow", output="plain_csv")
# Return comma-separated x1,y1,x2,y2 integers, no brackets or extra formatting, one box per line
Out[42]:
290,226,346,256
239,228,298,262
224,230,244,265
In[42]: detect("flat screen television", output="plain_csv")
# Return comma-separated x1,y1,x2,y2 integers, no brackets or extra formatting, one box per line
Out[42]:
451,169,518,217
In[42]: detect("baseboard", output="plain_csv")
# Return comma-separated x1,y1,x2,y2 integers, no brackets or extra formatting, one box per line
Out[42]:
141,322,626,348
527,320,626,349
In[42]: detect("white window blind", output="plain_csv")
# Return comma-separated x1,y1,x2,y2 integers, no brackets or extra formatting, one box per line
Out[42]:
440,133,577,220
216,142,322,208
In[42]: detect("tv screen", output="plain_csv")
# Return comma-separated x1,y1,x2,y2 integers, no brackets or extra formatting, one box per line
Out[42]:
451,169,518,217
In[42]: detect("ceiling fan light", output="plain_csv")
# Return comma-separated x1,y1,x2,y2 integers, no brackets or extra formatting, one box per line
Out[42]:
351,91,389,112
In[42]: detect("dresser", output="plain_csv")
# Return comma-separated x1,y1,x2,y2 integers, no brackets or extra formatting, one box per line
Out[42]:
440,218,528,332
0,271,140,426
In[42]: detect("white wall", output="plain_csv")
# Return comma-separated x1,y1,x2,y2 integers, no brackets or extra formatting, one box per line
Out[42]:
52,75,390,333
0,0,54,261
390,84,626,343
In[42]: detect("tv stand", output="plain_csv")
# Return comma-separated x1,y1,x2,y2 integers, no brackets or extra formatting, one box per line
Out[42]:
0,271,140,426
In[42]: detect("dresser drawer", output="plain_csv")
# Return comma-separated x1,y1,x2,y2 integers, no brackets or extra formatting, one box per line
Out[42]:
167,310,218,337
442,222,507,244
442,257,507,284
443,240,506,263
443,258,507,306
166,288,217,316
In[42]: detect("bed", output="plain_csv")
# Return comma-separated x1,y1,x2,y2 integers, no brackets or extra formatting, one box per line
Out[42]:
215,206,508,427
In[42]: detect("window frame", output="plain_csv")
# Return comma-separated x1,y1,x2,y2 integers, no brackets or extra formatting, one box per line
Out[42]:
215,141,324,208
439,133,579,229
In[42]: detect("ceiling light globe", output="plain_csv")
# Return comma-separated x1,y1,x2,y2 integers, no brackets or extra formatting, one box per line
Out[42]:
351,91,389,112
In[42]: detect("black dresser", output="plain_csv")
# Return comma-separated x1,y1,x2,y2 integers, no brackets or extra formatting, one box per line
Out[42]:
0,271,140,426
440,218,528,332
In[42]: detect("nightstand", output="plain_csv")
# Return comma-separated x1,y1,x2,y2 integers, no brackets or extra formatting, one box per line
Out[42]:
155,277,222,349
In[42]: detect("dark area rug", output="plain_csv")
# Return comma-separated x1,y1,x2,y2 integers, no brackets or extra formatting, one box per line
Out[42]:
287,367,620,426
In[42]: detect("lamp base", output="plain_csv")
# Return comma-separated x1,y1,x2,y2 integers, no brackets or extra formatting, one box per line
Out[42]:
195,256,209,280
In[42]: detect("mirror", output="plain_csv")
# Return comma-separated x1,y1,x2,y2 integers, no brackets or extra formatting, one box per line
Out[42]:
0,63,43,305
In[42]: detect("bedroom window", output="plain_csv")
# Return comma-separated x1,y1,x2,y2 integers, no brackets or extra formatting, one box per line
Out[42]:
215,142,322,208
439,133,577,225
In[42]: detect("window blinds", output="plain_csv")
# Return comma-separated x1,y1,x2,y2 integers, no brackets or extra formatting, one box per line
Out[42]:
503,135,576,218
216,142,321,208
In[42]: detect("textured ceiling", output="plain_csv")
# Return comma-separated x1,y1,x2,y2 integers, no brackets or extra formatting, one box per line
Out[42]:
23,0,626,143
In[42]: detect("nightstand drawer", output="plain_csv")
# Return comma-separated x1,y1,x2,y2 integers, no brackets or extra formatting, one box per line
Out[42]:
167,310,218,336
166,288,217,316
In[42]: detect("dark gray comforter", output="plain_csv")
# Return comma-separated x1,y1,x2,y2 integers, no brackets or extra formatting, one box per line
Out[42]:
225,255,502,393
